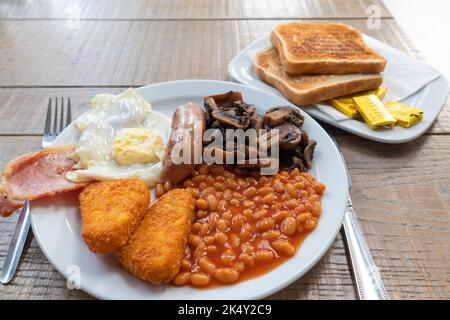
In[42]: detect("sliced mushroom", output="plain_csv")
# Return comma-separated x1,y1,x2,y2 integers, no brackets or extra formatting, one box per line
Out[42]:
249,113,263,131
205,91,243,109
263,106,304,127
276,123,302,150
211,108,250,129
303,140,317,169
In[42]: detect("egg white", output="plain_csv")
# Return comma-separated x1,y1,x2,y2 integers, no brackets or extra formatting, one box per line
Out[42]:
66,88,171,186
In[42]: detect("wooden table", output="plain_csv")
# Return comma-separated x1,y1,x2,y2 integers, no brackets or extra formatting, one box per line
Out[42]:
0,0,448,300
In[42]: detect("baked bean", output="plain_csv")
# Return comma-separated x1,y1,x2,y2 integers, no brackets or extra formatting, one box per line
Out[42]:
173,272,191,285
199,223,210,236
209,212,219,226
262,230,281,241
190,273,210,286
193,242,207,259
286,183,296,197
253,209,267,220
273,180,285,193
243,209,253,220
215,232,228,246
217,220,229,232
199,257,216,275
207,194,219,211
222,210,232,221
188,234,202,247
181,260,192,270
191,170,199,177
256,217,275,232
239,253,255,267
196,210,207,219
243,200,255,208
273,210,290,223
281,217,297,236
215,175,226,182
237,178,249,188
218,199,227,212
294,181,305,190
213,182,227,190
309,194,320,202
214,268,239,283
223,189,232,201
231,214,246,230
199,182,207,189
189,188,200,198
198,164,210,175
229,233,240,248
195,199,208,211
272,239,295,256
230,199,240,206
314,182,326,194
191,222,202,233
233,261,245,273
206,175,215,185
296,224,305,234
262,193,276,205
297,212,312,222
225,178,238,190
204,235,215,245
255,250,275,262
221,249,236,264
192,174,206,184
304,218,317,231
285,199,298,209
258,186,274,196
312,203,322,217
243,187,257,199
210,166,224,176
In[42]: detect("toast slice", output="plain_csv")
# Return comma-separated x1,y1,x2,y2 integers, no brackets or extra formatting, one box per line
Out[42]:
253,48,383,106
271,22,387,74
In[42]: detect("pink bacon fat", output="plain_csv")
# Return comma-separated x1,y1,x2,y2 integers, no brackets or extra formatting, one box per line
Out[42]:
1,145,88,205
0,192,23,217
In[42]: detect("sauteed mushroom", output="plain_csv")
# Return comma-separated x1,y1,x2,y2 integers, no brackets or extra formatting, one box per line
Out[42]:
203,92,316,173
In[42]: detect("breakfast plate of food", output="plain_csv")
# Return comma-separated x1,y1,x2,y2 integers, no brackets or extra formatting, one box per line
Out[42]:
229,22,448,144
0,80,348,299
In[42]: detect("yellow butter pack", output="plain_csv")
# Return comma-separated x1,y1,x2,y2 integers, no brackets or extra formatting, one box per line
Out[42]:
328,87,387,119
353,94,397,129
384,101,423,128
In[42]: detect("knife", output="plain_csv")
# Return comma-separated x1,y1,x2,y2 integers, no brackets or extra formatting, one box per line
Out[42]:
328,132,389,300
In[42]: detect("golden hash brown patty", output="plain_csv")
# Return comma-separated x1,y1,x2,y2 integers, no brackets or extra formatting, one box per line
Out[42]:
117,188,195,284
79,179,150,253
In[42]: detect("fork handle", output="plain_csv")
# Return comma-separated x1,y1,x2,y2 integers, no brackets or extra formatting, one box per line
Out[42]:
0,201,31,284
342,197,389,300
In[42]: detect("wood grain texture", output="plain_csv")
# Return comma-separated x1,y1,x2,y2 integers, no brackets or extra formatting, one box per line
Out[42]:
0,18,447,134
0,19,417,87
0,0,391,20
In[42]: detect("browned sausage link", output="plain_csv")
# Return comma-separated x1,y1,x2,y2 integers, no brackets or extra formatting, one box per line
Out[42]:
163,103,206,183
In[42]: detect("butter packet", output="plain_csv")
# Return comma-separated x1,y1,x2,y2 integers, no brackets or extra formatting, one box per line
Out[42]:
353,94,397,129
328,87,388,119
384,101,423,128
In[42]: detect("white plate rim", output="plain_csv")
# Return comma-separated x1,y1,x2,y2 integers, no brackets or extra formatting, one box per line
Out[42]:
30,79,348,300
228,33,449,144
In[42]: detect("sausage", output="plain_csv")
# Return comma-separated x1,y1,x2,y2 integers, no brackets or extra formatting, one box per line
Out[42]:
163,103,206,183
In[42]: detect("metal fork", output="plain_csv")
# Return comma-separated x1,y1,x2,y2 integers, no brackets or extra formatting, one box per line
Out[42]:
326,130,389,300
0,97,71,284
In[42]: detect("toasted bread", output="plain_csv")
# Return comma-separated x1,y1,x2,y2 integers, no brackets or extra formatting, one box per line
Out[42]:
271,22,387,74
254,48,383,105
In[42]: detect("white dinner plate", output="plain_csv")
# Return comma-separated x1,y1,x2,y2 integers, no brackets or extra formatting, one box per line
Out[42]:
228,34,449,144
30,80,348,300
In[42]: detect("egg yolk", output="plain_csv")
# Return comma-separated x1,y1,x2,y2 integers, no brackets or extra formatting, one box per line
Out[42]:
111,128,165,165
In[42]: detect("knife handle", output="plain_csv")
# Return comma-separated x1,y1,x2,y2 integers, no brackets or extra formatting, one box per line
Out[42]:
0,201,31,284
342,197,389,300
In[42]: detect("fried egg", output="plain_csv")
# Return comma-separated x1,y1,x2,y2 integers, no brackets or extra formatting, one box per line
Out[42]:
66,88,171,186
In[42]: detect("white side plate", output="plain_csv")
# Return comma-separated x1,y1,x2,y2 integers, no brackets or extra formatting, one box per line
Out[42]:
229,34,448,144
30,80,348,300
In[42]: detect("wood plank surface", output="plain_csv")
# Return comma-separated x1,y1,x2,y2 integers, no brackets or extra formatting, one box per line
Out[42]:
0,0,391,20
0,19,418,87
